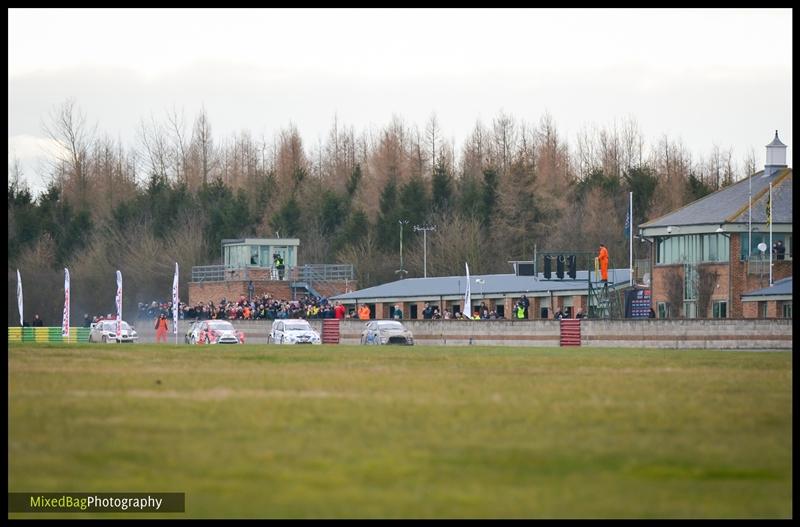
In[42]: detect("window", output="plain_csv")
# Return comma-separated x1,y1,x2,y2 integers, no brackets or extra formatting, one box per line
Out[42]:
657,302,667,319
712,301,727,319
250,246,259,265
683,264,697,301
741,233,791,261
782,302,792,318
758,302,768,318
657,234,729,265
683,301,697,319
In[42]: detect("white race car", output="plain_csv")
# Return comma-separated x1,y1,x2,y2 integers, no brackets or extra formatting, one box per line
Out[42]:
88,320,139,343
268,319,321,345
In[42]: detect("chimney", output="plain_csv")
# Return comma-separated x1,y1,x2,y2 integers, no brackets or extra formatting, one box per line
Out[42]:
764,130,787,177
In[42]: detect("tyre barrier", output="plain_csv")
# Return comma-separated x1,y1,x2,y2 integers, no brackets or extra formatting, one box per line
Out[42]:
8,327,91,343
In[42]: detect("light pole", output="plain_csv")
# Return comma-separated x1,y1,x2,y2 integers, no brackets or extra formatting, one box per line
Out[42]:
414,224,436,278
396,219,409,279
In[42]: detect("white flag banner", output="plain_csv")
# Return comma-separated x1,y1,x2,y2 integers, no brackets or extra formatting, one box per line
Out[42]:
172,262,179,336
62,268,70,337
463,262,473,320
17,269,23,327
116,270,123,339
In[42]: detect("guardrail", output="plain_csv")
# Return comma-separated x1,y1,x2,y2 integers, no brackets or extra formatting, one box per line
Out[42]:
191,265,226,282
191,263,354,283
296,264,354,282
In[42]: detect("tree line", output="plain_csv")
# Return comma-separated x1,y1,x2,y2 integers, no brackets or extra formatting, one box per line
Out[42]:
7,99,758,324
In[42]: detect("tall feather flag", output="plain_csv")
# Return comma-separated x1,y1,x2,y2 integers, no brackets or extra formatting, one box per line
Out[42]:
62,268,70,337
172,262,179,338
463,262,473,320
116,270,123,339
17,269,23,327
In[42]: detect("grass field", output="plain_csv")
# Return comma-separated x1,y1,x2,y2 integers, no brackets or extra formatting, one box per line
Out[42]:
8,343,792,519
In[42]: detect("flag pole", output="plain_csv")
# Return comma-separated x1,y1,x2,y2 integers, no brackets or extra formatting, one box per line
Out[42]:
748,171,752,259
629,191,633,287
769,182,773,286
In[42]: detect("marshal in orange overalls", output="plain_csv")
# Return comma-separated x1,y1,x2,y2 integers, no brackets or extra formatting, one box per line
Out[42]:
598,244,609,282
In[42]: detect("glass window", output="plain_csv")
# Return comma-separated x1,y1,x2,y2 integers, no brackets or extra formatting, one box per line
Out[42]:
741,233,789,261
712,301,727,318
684,301,697,319
657,302,667,319
250,246,259,266
782,303,792,318
758,302,768,318
683,264,696,300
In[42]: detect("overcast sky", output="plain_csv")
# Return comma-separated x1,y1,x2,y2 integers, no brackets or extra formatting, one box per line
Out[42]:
8,8,793,195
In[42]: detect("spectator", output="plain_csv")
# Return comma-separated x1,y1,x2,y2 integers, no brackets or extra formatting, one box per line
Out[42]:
273,253,285,280
520,295,530,318
334,301,346,320
358,304,371,320
422,302,434,319
776,240,786,260
83,314,92,328
393,305,403,320
32,314,44,327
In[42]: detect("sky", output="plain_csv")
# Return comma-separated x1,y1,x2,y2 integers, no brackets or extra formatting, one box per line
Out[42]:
8,8,793,196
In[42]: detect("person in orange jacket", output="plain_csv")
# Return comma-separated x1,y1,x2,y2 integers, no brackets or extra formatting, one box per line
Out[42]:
154,313,169,343
598,243,609,282
357,304,371,320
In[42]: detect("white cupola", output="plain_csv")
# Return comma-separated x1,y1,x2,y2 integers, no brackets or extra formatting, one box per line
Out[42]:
764,130,787,177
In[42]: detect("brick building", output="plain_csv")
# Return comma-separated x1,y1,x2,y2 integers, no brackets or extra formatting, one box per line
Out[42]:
639,132,792,319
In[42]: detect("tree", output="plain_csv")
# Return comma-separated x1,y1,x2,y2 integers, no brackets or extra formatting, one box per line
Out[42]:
480,167,499,226
694,265,720,318
624,165,659,227
431,154,453,213
663,266,685,318
42,98,95,210
376,176,401,252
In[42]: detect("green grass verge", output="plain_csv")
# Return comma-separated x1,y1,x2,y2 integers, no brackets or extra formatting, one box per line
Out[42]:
8,343,792,518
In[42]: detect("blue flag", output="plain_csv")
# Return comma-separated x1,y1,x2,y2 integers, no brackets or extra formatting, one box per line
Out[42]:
624,211,630,239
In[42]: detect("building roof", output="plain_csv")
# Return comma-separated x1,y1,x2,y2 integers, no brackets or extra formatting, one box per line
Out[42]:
767,131,787,148
639,168,792,230
331,269,631,302
741,276,793,300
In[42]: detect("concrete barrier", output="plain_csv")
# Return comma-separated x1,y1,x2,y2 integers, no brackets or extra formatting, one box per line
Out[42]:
125,318,792,349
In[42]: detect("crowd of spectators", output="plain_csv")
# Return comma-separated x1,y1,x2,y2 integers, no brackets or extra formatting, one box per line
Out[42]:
136,294,342,322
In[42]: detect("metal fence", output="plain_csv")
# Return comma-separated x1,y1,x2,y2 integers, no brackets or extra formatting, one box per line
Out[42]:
296,264,354,282
191,265,226,282
191,263,354,283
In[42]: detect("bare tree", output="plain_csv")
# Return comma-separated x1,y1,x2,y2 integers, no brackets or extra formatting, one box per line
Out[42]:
42,98,95,208
192,105,215,186
663,266,685,318
425,112,440,169
167,106,191,185
694,264,720,318
137,113,171,181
